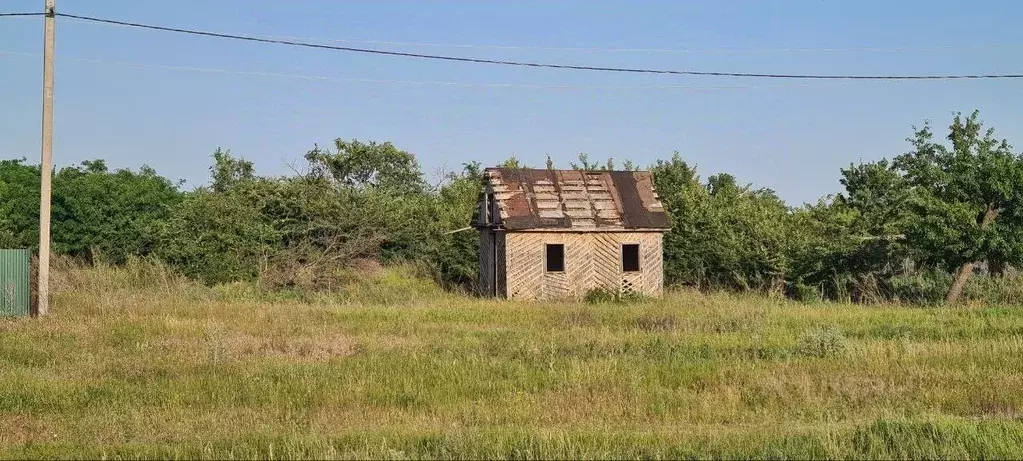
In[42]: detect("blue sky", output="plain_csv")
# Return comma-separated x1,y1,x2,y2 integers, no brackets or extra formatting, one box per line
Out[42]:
2,0,1021,204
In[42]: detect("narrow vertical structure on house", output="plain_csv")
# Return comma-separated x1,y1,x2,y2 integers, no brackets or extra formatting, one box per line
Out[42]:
474,168,671,300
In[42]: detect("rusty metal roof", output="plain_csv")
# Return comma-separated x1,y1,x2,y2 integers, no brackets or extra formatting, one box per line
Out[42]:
476,168,670,231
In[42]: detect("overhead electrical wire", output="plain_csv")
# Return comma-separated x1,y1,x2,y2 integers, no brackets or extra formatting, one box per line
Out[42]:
6,10,1018,55
5,10,1020,56
254,35,1022,55
4,10,1023,80
0,49,865,91
59,15,1020,54
0,12,46,17
52,12,1023,80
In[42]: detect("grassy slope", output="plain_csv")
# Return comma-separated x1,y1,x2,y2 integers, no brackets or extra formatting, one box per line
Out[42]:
2,263,1023,459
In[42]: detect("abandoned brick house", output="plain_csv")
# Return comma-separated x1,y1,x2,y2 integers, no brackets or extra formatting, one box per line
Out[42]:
474,167,671,300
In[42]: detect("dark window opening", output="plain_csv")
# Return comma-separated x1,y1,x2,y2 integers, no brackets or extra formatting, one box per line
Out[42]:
622,244,640,272
485,192,495,223
546,244,565,272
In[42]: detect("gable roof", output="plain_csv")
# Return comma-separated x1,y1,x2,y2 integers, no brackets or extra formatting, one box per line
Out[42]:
476,168,670,231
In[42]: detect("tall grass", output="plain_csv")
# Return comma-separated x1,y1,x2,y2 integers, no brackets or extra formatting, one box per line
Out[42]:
2,260,1022,459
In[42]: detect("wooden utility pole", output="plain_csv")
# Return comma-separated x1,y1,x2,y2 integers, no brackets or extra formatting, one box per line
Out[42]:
37,0,55,316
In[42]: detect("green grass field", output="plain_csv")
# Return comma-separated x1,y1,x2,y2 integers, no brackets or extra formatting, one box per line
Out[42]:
2,262,1023,459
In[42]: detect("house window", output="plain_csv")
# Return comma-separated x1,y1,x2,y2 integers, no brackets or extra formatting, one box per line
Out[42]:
545,244,565,272
622,244,640,272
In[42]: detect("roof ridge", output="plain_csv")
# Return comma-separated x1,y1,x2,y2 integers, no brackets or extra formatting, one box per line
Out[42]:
485,167,652,174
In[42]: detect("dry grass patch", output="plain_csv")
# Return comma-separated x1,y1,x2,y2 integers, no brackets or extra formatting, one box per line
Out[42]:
2,264,1023,458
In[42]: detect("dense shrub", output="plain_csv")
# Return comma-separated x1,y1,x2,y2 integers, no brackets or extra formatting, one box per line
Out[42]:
0,159,40,249
0,159,182,263
794,326,846,358
154,188,273,285
652,154,792,292
53,161,182,263
150,147,481,290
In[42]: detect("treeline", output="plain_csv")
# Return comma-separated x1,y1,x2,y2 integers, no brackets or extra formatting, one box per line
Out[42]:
653,111,1023,304
3,111,1023,304
0,141,481,292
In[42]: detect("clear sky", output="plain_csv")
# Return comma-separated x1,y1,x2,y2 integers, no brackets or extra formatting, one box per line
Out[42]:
2,0,1021,204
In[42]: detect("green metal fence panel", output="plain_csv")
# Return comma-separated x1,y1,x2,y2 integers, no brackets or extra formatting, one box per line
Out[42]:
0,249,31,317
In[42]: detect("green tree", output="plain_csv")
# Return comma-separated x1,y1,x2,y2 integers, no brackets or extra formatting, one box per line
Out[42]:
794,160,913,301
210,148,254,193
652,153,790,291
893,111,1023,303
787,198,858,301
422,162,483,288
304,138,426,195
0,159,180,262
836,160,910,240
0,159,41,249
52,161,182,263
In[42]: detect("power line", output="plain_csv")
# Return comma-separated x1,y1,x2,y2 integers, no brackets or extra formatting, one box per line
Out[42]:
0,49,866,91
12,9,1015,55
54,12,1023,81
7,10,1023,78
257,35,1023,55
64,16,1020,54
4,10,1021,56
